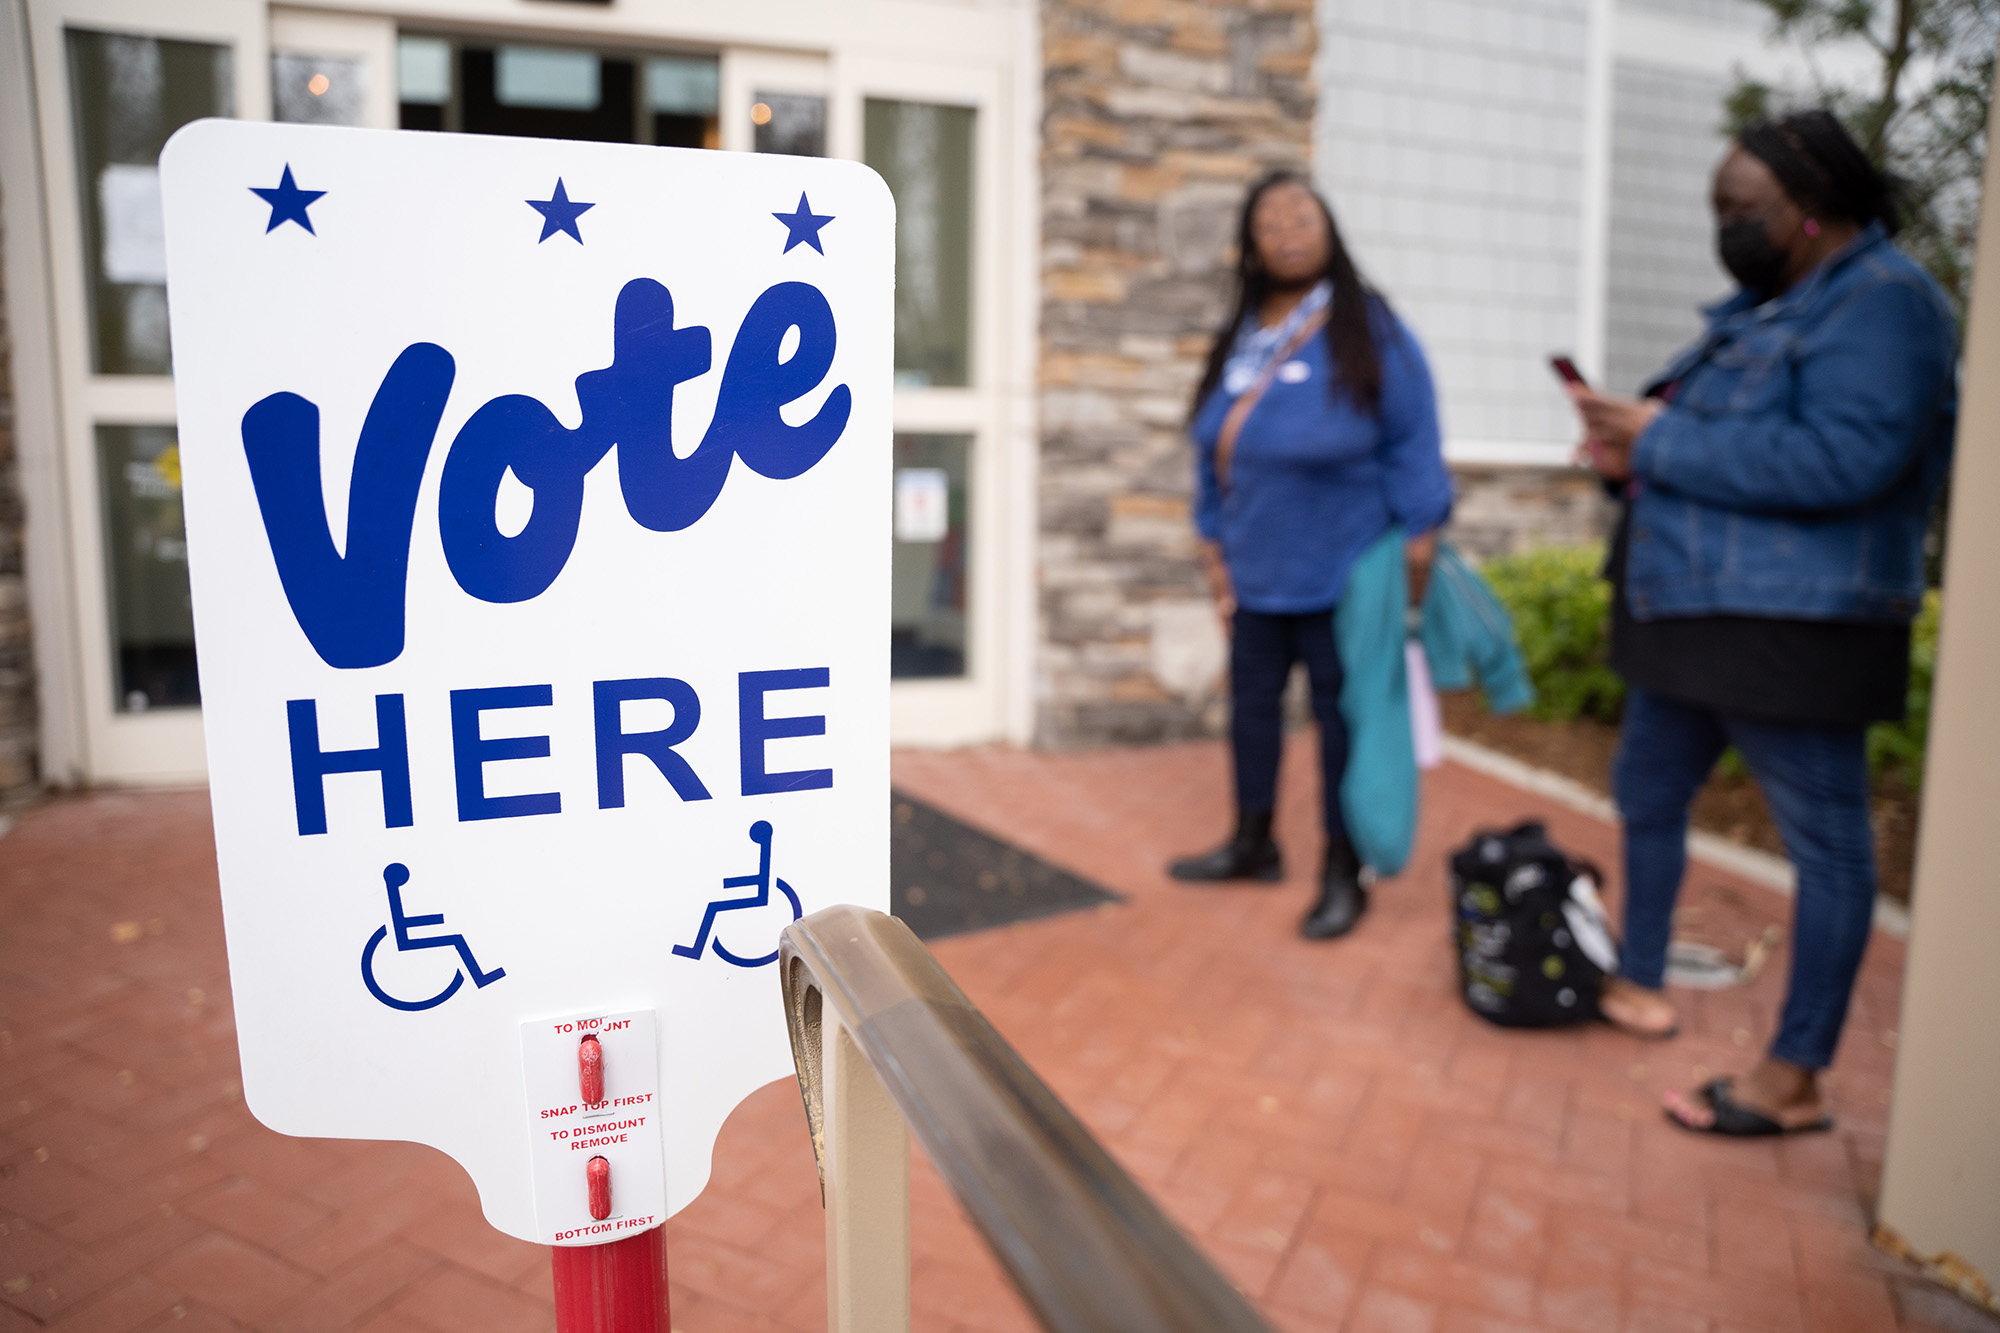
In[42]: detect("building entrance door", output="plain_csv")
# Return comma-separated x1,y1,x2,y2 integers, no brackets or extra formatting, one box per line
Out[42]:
19,0,273,782
8,3,1034,784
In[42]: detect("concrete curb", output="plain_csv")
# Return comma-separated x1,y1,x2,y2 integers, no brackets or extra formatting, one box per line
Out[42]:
1440,734,1912,941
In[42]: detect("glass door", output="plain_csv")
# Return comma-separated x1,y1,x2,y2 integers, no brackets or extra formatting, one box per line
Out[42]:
25,0,268,780
838,57,1020,745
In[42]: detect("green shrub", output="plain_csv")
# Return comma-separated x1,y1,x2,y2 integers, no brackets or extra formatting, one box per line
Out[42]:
1478,544,1625,724
1867,588,1940,790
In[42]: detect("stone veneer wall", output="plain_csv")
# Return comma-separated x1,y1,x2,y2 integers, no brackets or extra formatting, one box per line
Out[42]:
0,190,35,800
1038,0,1317,747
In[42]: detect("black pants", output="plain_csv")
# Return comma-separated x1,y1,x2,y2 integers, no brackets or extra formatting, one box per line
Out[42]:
1230,607,1352,848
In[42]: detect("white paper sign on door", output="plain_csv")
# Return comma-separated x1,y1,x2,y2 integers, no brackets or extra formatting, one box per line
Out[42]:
160,119,891,1243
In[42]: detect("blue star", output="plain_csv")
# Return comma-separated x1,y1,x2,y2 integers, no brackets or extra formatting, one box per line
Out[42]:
526,179,595,244
772,193,834,254
249,164,326,235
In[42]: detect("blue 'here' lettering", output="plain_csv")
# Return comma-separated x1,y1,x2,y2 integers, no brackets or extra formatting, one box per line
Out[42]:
287,671,831,835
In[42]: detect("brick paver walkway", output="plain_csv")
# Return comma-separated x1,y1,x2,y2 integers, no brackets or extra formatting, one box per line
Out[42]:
0,741,1961,1332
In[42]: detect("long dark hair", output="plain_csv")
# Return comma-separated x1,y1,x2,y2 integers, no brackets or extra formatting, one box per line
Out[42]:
1737,110,1903,237
1190,172,1386,421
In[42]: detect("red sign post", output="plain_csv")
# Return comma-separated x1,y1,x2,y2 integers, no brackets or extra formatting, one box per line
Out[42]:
552,1228,671,1333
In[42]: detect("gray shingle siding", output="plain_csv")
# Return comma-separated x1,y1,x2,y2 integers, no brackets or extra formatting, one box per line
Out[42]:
1316,0,1592,446
1605,60,1734,394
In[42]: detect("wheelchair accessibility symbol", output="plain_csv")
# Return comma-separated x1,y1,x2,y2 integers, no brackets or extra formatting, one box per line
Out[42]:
672,821,803,968
360,863,507,1012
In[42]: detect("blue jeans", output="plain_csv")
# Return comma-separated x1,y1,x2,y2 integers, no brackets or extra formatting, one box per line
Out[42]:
1230,607,1352,847
1613,687,1877,1070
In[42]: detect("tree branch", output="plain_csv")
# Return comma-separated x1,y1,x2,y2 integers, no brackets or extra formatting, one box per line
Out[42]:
1870,0,1919,159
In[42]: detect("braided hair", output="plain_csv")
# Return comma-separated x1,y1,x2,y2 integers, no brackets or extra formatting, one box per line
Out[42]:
1190,173,1388,421
1737,110,1903,236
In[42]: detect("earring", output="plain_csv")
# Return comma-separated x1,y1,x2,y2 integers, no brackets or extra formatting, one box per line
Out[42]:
1803,218,1821,238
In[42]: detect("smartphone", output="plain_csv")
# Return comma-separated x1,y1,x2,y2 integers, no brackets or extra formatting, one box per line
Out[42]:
1549,354,1587,389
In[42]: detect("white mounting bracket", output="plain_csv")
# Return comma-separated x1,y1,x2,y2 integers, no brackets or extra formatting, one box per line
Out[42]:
520,1007,666,1245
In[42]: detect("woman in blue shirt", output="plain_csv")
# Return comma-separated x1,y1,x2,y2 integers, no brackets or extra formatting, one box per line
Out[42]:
1570,112,1955,1136
1167,173,1454,940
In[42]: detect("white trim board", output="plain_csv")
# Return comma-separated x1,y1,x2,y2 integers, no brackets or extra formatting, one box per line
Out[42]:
1576,0,1614,386
1443,438,1577,468
1611,3,1882,87
0,0,86,785
1441,733,1912,939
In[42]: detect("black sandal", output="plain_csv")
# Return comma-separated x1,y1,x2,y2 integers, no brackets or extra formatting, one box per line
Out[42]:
1667,1077,1834,1137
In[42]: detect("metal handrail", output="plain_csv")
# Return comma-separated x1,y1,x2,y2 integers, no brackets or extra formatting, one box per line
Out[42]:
780,904,1273,1333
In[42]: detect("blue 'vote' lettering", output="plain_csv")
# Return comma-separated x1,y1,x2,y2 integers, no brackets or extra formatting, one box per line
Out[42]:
243,344,454,670
241,279,851,669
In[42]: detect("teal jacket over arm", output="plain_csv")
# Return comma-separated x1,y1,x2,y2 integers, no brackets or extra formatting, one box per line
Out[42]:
1335,533,1534,875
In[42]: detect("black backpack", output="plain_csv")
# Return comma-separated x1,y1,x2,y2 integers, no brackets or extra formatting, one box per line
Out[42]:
1448,821,1619,1027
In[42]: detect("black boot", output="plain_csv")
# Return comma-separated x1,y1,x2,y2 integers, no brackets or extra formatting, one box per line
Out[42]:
1168,810,1283,883
1301,838,1368,939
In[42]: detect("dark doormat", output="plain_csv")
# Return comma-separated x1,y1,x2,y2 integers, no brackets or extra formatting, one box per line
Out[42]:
891,791,1120,941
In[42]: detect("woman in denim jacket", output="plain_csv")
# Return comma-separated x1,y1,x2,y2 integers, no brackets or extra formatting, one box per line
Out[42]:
1570,112,1956,1136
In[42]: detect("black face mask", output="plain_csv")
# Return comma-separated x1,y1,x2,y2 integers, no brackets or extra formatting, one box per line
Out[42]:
1717,217,1788,297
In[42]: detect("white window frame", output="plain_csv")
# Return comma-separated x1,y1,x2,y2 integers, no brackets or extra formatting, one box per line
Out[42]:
720,46,833,155
269,6,398,131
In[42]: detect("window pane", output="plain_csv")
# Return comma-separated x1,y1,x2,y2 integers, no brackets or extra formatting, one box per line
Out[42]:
65,29,232,376
496,46,599,110
398,35,451,103
865,99,974,388
398,35,450,130
648,54,718,149
273,51,367,126
752,91,824,157
648,55,717,115
459,48,634,143
891,434,970,679
97,426,198,710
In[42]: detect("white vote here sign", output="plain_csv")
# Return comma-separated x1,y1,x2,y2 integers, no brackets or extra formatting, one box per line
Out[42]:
160,120,890,1243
